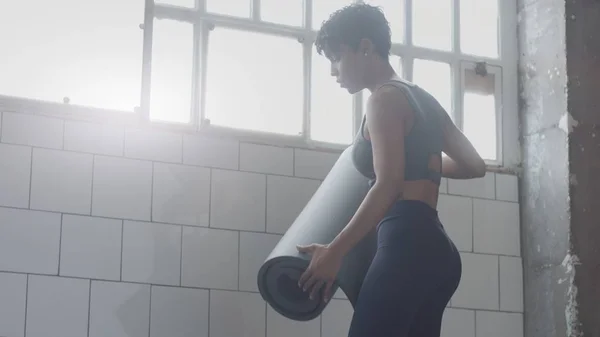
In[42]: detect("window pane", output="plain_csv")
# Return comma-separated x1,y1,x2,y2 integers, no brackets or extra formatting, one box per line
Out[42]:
460,0,499,58
207,0,251,18
364,0,404,43
312,0,353,30
363,55,402,115
463,69,497,160
149,19,194,124
412,0,451,51
205,28,303,135
261,0,304,26
412,59,452,114
0,0,144,111
311,48,354,144
155,0,195,8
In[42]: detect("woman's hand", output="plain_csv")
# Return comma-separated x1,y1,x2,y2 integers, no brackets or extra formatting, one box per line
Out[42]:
296,243,343,303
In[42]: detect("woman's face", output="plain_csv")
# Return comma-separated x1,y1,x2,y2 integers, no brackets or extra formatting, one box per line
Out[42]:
328,43,370,95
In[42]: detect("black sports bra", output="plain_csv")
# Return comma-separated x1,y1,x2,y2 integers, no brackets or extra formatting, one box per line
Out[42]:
351,79,444,185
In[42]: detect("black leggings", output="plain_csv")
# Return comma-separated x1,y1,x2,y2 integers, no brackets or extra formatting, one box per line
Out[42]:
348,200,462,337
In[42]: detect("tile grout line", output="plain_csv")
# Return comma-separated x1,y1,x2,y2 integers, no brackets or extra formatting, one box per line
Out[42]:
1,271,527,315
87,279,92,337
237,142,241,170
121,127,126,157
120,220,125,281
0,203,523,257
208,168,212,228
494,173,498,200
471,197,475,252
150,162,155,222
474,309,477,336
0,139,327,182
207,289,211,336
148,286,153,337
23,274,29,337
292,148,296,176
90,155,95,215
498,255,502,311
61,119,65,150
58,214,64,276
264,174,268,232
28,147,33,209
237,232,241,291
320,310,323,337
180,226,184,287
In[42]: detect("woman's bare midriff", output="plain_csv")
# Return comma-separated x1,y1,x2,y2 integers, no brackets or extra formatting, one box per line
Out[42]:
397,180,440,209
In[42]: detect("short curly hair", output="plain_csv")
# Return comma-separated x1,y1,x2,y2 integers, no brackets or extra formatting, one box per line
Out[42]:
315,3,391,61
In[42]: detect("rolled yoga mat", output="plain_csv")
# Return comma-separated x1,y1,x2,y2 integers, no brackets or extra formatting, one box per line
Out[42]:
257,146,378,321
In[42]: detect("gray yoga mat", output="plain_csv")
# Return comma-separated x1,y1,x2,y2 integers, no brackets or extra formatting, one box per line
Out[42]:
257,146,378,321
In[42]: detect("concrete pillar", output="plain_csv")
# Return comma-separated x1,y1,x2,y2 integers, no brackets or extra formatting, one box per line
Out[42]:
518,0,600,336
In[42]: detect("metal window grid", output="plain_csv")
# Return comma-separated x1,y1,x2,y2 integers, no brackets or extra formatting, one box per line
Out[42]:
0,0,520,168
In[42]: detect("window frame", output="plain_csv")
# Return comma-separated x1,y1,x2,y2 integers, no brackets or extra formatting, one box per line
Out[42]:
0,0,520,168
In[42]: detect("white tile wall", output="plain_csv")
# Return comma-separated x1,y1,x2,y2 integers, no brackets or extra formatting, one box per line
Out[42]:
437,194,473,251
495,174,519,202
92,156,153,221
64,120,124,156
0,111,522,337
26,275,90,337
89,281,151,337
150,286,209,337
267,306,321,337
1,112,64,149
30,148,94,214
0,143,31,208
447,172,495,199
0,272,27,337
181,227,239,290
0,207,61,274
124,128,183,163
60,215,122,280
452,253,499,310
475,311,523,337
499,256,524,312
122,221,181,286
266,175,320,234
441,308,475,337
209,290,266,337
240,143,294,175
183,134,239,170
473,199,520,256
210,169,266,231
152,163,210,226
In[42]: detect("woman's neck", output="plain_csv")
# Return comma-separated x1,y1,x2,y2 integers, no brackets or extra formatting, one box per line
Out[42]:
366,61,398,93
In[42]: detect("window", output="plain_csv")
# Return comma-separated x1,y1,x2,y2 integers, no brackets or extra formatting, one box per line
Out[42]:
412,59,452,115
1,0,516,164
205,27,304,136
413,0,452,51
311,47,354,144
149,19,194,124
461,63,501,161
0,0,144,111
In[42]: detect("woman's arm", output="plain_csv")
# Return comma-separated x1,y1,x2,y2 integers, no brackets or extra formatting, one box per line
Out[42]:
328,85,409,258
439,110,487,179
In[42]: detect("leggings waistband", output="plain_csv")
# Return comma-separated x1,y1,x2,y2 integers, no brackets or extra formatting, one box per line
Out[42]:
386,199,438,218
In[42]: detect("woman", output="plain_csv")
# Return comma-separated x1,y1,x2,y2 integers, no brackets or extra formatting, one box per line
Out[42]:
296,4,486,337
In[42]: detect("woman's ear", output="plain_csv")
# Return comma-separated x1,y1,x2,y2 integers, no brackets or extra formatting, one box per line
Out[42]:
359,38,374,56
